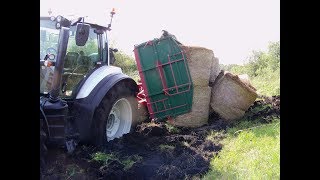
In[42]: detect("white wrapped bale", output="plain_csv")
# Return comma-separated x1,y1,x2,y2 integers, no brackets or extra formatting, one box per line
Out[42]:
210,71,257,121
173,86,211,127
209,57,221,86
238,74,256,91
238,74,250,84
180,46,214,87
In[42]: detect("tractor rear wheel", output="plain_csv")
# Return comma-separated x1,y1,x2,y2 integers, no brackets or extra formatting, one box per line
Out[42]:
91,81,138,147
40,118,48,173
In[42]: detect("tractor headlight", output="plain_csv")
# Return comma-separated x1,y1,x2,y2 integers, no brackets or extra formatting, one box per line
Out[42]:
50,16,55,21
56,15,62,22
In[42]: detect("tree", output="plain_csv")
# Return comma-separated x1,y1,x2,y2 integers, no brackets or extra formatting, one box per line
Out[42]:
225,41,280,96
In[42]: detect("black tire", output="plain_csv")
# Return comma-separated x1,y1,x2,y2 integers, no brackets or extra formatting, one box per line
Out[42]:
40,118,48,173
91,81,138,147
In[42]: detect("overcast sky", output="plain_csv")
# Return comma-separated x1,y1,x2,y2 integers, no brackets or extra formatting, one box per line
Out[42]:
40,0,279,65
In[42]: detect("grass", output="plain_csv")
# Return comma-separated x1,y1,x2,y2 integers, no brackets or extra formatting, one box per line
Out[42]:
203,118,280,179
122,155,143,170
251,69,280,97
91,152,143,171
159,144,175,151
91,152,117,162
250,103,272,114
165,123,181,134
65,164,84,180
206,131,226,144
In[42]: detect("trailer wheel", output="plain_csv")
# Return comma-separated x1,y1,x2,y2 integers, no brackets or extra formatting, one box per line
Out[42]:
91,81,138,147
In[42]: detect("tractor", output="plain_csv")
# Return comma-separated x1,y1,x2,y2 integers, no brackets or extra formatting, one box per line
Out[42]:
40,9,141,167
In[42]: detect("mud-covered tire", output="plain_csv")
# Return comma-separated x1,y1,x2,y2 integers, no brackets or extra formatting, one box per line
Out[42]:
91,81,138,147
40,119,48,172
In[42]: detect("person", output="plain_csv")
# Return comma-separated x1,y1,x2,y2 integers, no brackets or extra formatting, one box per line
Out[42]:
109,48,116,65
161,30,176,39
160,30,182,44
77,50,90,73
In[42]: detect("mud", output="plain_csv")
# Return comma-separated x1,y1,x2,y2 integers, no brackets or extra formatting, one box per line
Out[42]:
41,96,280,180
244,95,280,123
41,122,225,180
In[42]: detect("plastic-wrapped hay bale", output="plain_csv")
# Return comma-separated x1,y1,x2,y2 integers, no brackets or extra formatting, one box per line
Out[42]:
238,74,256,91
210,71,258,121
137,103,149,123
173,86,211,127
210,104,245,120
238,74,250,84
209,57,221,86
180,46,214,87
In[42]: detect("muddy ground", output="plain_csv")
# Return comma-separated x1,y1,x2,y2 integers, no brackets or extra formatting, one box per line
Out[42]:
40,96,280,180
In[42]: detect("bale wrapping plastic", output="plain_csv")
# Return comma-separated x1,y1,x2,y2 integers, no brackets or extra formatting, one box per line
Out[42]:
180,46,214,87
173,86,211,127
238,74,250,84
238,74,256,91
209,57,221,86
210,71,258,121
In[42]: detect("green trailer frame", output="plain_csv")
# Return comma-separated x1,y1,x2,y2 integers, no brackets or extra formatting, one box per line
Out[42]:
134,37,193,120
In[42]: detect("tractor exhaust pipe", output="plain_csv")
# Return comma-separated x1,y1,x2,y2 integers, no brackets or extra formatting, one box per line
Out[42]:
49,27,70,102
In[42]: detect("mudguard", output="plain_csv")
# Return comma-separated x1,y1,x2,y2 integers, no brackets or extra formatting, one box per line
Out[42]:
72,71,138,142
76,65,123,99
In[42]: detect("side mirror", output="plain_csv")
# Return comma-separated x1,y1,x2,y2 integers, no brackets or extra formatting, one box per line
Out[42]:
75,23,90,46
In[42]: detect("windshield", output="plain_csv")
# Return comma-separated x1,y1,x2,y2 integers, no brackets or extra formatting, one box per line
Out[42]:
40,19,59,93
40,18,100,97
40,19,59,60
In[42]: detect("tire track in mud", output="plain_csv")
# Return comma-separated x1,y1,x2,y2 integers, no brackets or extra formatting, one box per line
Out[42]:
41,96,280,180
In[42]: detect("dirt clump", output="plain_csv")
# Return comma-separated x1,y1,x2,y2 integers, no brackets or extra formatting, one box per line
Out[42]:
136,122,169,137
41,119,226,180
244,95,280,123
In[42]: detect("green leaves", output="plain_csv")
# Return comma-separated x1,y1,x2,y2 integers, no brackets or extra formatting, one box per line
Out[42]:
221,41,280,96
113,51,139,82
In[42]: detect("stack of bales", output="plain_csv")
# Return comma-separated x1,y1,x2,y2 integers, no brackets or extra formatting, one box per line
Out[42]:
170,46,257,126
172,46,221,127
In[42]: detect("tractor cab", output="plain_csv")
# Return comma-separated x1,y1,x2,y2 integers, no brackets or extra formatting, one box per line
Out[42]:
40,9,139,155
40,15,116,98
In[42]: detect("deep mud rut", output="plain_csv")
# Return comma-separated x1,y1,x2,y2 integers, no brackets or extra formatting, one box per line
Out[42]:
40,96,280,180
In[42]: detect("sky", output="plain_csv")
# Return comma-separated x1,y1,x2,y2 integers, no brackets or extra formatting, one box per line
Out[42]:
40,0,279,65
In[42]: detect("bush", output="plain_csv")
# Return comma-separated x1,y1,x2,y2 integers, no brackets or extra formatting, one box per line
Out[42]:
220,41,280,96
113,51,139,82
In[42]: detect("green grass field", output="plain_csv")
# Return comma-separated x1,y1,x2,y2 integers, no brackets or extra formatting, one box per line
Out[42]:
203,119,280,179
